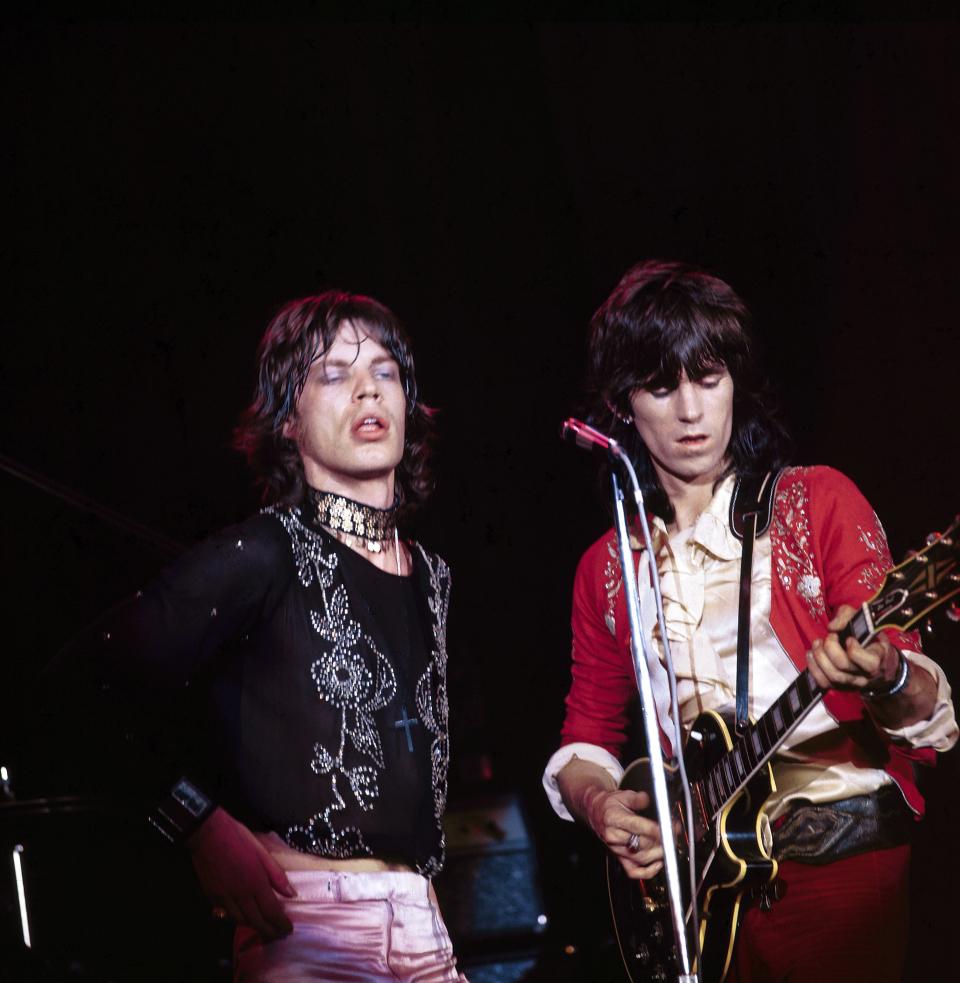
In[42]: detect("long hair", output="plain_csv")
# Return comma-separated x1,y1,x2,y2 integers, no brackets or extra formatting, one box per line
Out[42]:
234,290,435,511
586,260,791,521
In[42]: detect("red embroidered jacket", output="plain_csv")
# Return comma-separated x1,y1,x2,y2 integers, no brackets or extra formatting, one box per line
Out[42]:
560,466,935,816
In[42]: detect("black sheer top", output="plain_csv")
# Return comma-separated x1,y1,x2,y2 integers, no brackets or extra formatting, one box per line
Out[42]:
68,502,451,876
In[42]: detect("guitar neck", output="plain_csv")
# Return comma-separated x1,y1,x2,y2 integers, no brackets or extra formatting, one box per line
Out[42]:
698,668,823,820
838,607,877,648
698,603,883,819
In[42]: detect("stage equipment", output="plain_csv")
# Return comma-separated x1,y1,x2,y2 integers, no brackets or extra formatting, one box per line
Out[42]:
0,781,228,981
434,793,547,950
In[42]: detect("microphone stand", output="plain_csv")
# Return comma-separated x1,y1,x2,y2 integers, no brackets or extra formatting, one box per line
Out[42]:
609,457,699,983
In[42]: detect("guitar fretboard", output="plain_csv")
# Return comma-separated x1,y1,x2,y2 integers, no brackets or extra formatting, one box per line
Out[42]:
693,596,888,821
690,515,959,825
696,668,824,819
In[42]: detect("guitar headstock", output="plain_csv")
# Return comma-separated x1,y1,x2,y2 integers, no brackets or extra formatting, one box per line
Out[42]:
865,516,960,635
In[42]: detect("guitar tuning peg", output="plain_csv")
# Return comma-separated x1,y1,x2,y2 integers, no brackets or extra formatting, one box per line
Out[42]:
925,532,940,545
923,620,935,635
947,603,960,624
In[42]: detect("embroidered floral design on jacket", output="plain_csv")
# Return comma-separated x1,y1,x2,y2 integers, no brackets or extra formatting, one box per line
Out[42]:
857,513,891,595
770,471,826,621
602,539,621,635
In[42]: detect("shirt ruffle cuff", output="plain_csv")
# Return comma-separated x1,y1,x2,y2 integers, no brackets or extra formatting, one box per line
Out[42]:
880,650,959,751
542,742,624,822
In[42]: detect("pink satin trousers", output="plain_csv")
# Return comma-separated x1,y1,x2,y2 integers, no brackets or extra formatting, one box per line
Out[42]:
233,870,468,982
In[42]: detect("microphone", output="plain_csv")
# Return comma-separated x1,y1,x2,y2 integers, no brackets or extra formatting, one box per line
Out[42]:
560,417,620,457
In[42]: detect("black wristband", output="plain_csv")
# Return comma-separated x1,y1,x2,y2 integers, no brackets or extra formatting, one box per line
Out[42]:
862,650,910,700
148,776,215,845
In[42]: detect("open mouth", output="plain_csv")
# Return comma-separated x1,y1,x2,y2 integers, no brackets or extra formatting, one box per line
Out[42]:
353,415,387,434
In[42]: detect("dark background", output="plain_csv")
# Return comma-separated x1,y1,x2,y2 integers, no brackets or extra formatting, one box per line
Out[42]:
2,13,959,981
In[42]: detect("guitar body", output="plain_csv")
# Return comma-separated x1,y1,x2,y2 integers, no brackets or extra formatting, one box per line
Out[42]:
604,516,960,981
607,710,778,983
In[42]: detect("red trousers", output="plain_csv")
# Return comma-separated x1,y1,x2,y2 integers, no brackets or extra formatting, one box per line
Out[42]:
731,845,910,983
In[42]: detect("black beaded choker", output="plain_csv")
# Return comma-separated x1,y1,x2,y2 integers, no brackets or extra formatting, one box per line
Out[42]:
311,490,399,553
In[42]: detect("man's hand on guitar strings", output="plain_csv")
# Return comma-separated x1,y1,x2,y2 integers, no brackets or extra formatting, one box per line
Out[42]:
585,787,664,879
807,604,940,728
806,604,900,694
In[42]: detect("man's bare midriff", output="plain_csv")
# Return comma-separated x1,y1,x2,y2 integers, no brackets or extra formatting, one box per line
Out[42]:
255,831,414,873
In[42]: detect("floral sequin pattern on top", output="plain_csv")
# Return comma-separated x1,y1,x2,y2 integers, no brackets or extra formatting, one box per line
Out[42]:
412,543,452,878
770,470,827,622
269,508,379,858
268,507,450,873
310,585,398,769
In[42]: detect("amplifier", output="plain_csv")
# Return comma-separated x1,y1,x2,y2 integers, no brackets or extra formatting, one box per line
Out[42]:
434,793,548,945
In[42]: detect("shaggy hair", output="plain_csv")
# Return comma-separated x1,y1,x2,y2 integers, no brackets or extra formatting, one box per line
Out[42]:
234,290,435,511
586,260,791,520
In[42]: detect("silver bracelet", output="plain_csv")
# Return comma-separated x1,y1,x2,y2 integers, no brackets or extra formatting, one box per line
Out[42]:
863,650,910,700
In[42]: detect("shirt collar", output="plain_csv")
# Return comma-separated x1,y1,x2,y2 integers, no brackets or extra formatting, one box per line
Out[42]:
648,473,741,563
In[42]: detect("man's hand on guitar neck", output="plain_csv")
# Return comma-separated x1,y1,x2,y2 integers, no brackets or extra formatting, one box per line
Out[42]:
807,604,938,729
556,756,664,880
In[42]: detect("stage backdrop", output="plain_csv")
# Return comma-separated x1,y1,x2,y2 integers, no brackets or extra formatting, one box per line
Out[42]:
3,18,958,981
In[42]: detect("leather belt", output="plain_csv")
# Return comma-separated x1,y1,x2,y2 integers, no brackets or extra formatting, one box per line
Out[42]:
773,784,914,865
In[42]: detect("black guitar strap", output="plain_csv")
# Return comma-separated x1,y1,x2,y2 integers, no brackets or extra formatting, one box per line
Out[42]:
729,469,782,735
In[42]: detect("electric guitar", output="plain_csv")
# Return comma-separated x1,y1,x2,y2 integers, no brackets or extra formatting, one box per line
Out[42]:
607,517,960,983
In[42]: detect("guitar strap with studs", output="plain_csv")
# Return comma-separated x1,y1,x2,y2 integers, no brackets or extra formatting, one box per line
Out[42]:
729,469,783,735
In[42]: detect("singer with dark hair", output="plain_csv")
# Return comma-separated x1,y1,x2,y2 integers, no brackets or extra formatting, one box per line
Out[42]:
52,291,467,982
234,291,435,511
543,260,957,982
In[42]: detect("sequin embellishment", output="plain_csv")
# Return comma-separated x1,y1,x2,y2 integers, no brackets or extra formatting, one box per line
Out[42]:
603,538,621,636
269,507,451,874
857,513,891,594
770,470,826,621
412,543,452,877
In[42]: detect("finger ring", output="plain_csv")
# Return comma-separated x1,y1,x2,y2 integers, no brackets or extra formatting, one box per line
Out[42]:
212,906,228,920
627,832,641,853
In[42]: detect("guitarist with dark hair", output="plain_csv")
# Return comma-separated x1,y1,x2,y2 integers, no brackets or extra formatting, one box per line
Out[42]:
543,260,958,982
